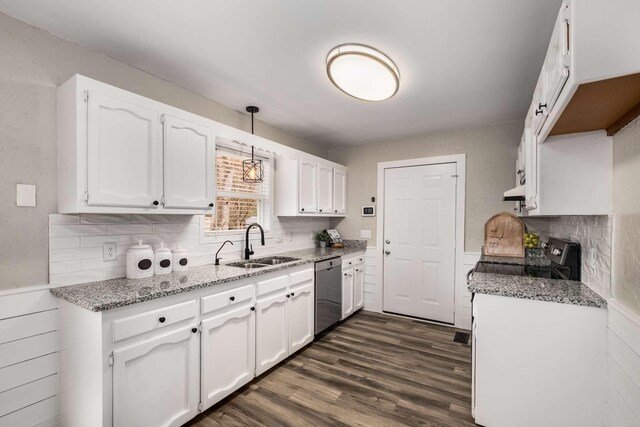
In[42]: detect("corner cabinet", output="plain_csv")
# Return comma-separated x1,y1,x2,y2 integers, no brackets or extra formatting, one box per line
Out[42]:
58,75,216,214
275,155,348,217
56,264,314,427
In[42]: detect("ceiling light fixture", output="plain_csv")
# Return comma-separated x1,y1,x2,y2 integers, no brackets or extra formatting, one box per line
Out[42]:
326,43,400,102
242,106,264,183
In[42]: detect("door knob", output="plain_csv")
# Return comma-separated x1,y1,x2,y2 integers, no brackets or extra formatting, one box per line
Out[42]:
385,240,390,244
385,251,391,255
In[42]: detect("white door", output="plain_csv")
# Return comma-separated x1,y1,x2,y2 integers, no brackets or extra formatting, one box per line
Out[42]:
87,91,161,208
288,281,314,354
112,326,199,427
255,291,289,375
299,159,317,213
354,265,364,310
341,269,354,320
383,162,457,323
201,304,255,410
163,115,215,210
333,167,347,214
543,4,570,113
317,164,333,214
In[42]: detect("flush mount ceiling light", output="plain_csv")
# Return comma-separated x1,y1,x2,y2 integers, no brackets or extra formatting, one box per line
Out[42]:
326,43,400,102
242,106,264,183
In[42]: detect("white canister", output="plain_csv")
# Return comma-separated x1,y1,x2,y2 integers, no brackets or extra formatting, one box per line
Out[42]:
126,240,154,279
172,245,189,272
154,242,173,275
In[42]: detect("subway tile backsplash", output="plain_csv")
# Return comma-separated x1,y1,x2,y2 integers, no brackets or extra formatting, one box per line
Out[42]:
49,214,330,286
523,215,612,298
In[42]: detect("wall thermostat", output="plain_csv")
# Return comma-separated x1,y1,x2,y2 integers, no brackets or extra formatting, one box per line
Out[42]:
361,206,376,217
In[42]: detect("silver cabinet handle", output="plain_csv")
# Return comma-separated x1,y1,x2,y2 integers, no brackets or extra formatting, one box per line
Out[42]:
385,251,391,255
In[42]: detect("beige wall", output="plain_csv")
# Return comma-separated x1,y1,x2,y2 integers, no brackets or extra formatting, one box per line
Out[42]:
612,116,640,316
0,12,327,291
327,122,522,251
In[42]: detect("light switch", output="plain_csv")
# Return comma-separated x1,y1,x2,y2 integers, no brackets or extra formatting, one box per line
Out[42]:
360,230,372,239
16,184,36,207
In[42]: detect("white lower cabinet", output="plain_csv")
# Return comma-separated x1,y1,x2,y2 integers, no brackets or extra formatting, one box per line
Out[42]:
255,290,289,376
353,265,364,311
57,264,314,427
112,326,200,427
341,254,365,320
200,303,255,410
341,268,354,320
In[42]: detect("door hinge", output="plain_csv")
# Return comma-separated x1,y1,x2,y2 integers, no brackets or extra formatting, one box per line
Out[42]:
198,402,203,412
83,90,89,103
108,352,114,367
161,114,166,124
161,196,166,207
198,322,202,333
84,191,89,203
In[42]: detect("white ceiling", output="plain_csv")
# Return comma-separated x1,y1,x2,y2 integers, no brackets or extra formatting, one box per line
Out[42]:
0,0,562,146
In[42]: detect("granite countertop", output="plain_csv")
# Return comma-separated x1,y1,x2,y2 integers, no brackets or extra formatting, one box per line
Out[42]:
51,240,367,312
468,270,607,309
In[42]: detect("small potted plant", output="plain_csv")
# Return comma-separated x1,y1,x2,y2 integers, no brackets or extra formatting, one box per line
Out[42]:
314,231,331,248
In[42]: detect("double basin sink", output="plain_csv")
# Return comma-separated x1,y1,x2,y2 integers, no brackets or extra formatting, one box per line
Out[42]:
226,256,300,270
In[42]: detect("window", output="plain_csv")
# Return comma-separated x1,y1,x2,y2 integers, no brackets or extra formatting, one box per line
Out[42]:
204,141,272,234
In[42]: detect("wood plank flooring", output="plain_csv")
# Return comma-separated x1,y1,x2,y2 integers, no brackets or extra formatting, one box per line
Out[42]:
186,311,478,427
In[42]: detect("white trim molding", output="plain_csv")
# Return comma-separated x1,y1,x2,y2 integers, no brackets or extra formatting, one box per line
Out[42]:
374,154,467,328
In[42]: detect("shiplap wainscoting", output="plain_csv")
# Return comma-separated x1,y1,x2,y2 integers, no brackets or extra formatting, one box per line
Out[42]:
606,300,640,426
361,247,478,330
0,288,59,427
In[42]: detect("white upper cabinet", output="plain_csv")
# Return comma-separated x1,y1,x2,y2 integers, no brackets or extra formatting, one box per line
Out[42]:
299,158,318,213
333,167,347,214
162,114,216,210
275,155,347,217
317,164,333,214
58,75,216,214
542,7,570,114
87,91,162,208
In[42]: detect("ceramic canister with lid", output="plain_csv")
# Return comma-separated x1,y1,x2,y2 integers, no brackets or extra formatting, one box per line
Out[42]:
154,242,173,275
126,240,154,279
172,244,189,272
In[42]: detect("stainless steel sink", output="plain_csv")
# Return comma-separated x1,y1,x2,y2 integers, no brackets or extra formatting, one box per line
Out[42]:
226,261,270,269
226,256,300,269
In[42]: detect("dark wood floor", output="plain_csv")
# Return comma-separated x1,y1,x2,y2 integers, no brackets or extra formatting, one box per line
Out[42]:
186,311,478,427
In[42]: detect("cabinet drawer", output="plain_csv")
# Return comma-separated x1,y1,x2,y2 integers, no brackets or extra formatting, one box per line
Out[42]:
201,284,255,316
342,257,354,270
354,255,365,265
290,268,314,286
112,300,197,343
257,275,289,296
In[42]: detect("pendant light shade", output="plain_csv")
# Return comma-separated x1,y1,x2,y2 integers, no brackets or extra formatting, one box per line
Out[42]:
243,106,264,183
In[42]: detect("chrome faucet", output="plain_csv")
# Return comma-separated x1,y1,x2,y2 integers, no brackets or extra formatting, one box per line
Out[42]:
215,240,234,265
244,223,265,260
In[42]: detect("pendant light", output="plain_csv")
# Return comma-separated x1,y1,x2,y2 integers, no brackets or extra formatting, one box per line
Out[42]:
242,106,264,183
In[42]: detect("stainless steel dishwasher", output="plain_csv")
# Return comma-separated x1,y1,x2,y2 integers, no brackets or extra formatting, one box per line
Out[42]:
315,256,342,335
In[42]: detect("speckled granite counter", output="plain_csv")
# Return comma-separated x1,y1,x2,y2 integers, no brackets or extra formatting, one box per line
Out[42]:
51,241,367,312
468,272,607,309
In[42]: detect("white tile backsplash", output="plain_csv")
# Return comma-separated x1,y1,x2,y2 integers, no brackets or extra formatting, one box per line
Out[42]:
524,215,612,297
49,214,329,286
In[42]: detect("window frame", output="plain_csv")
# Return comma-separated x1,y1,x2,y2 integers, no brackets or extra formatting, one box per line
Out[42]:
200,139,274,244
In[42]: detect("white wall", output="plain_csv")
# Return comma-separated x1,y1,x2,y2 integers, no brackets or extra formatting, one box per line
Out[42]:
0,11,328,292
327,121,522,252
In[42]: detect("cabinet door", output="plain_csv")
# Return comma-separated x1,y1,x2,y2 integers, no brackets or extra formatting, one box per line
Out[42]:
317,164,333,214
524,118,538,210
333,167,347,214
201,304,255,410
543,4,570,113
299,159,317,213
342,269,354,320
112,326,199,427
87,91,161,208
163,115,215,210
255,291,289,376
354,266,364,310
531,74,547,136
288,281,314,354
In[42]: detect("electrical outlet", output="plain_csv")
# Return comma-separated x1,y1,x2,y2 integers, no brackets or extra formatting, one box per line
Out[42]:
360,230,372,239
103,242,117,261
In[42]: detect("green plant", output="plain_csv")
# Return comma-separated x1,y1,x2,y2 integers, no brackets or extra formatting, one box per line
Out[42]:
314,231,331,242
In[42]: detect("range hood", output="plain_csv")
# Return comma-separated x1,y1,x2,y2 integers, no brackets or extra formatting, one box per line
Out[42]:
503,185,525,202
